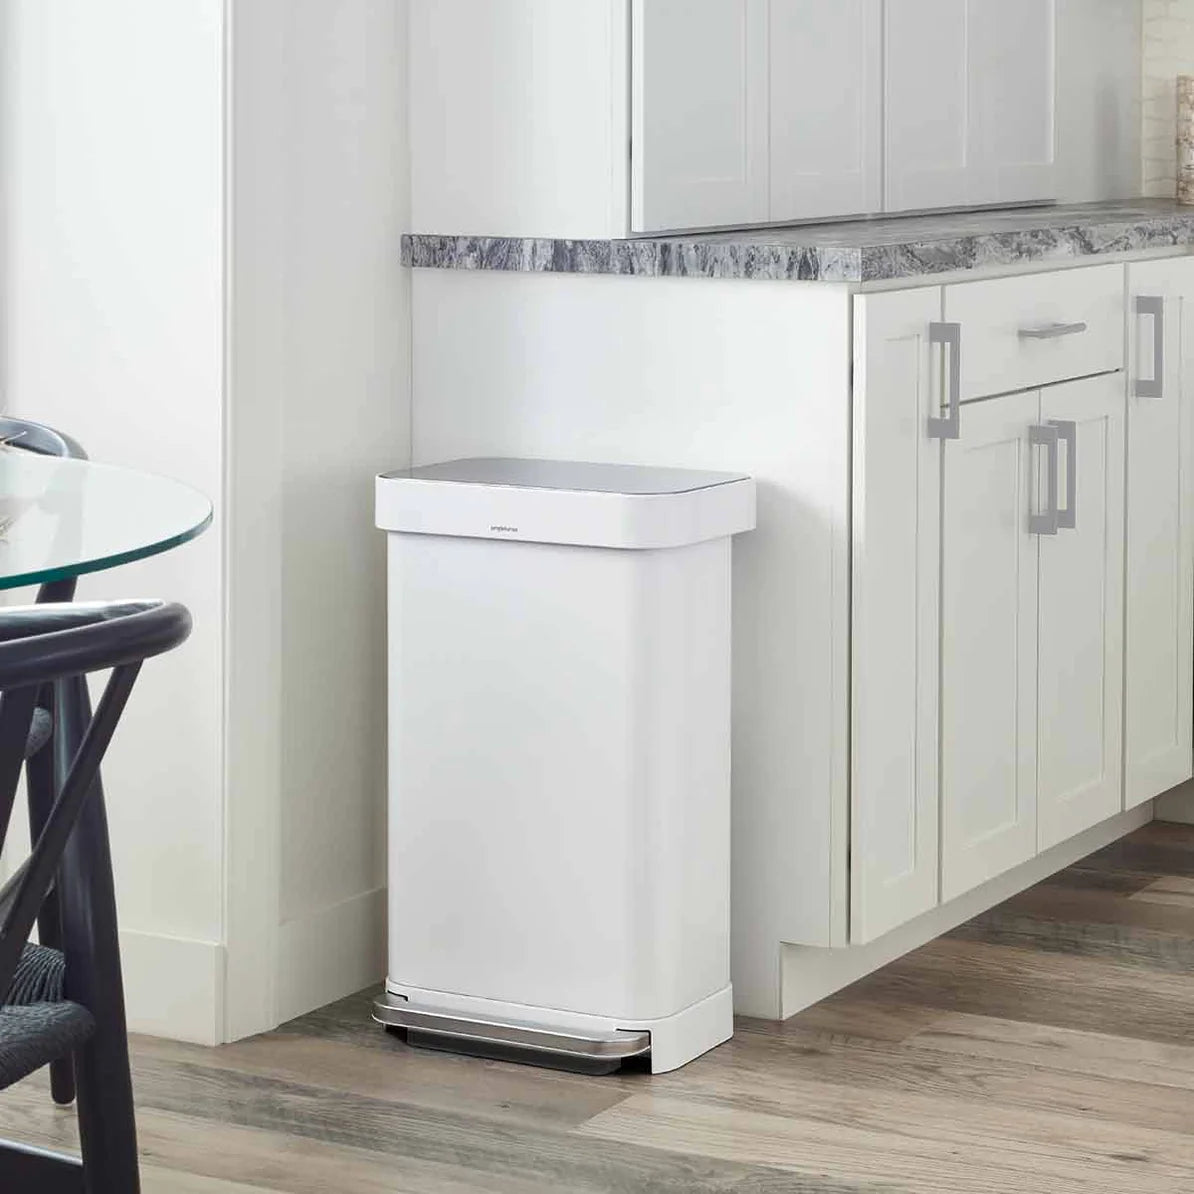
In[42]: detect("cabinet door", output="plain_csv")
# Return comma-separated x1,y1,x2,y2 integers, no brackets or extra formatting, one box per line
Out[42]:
850,288,942,943
769,0,882,223
631,0,768,232
885,0,1056,213
1125,260,1194,807
1037,375,1125,849
941,391,1040,902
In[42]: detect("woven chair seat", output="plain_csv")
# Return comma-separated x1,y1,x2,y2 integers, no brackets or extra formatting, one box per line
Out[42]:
0,944,94,1090
6,943,66,1005
25,706,52,758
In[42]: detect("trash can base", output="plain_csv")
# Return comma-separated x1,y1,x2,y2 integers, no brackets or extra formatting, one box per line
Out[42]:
376,983,734,1075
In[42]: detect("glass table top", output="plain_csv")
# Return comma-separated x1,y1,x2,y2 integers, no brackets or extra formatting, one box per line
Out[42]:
0,450,212,591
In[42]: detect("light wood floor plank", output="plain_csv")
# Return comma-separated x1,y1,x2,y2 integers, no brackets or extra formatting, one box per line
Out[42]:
0,1082,580,1194
906,1012,1194,1090
142,1166,285,1194
577,1093,1191,1194
660,1021,1194,1137
582,1037,1194,1176
132,1031,634,1131
123,1053,823,1194
844,935,1194,1043
1130,875,1194,909
739,999,944,1045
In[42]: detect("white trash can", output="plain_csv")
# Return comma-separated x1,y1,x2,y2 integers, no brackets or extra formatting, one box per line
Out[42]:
372,458,755,1074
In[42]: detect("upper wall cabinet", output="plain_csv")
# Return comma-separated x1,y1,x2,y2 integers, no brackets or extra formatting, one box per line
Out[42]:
409,0,1059,239
885,0,1057,213
633,0,1055,234
769,0,883,225
632,0,884,233
632,0,770,232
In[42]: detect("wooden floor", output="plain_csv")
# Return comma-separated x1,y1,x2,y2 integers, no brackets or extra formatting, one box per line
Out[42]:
7,821,1194,1192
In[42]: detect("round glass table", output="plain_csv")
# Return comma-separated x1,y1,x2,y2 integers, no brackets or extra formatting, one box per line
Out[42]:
0,448,211,1150
0,450,212,590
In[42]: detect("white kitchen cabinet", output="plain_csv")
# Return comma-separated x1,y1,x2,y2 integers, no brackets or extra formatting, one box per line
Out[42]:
854,272,1130,926
631,0,769,232
1125,259,1194,808
633,0,1054,231
768,0,883,225
885,0,1056,213
940,390,1041,902
412,0,1060,237
850,287,942,944
939,373,1124,895
1037,374,1124,850
633,0,883,232
943,265,1124,402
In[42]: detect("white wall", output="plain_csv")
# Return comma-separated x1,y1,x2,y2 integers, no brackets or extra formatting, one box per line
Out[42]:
1,0,410,1043
0,0,227,1039
225,0,410,1036
1056,0,1143,202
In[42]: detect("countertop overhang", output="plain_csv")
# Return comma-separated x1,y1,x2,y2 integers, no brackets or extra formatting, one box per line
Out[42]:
402,199,1194,284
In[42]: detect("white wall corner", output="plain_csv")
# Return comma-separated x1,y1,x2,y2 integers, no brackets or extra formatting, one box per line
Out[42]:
121,931,226,1046
276,887,387,1025
222,0,410,1043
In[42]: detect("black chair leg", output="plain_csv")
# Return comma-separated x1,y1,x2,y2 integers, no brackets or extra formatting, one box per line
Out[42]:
32,578,81,1108
27,685,75,1107
56,675,140,1194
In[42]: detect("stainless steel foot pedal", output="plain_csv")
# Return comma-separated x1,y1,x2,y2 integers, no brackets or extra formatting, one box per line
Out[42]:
372,993,651,1074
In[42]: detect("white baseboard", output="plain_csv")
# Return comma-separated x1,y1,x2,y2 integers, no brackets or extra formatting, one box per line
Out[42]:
118,889,385,1044
119,930,225,1046
275,886,386,1025
780,802,1154,1019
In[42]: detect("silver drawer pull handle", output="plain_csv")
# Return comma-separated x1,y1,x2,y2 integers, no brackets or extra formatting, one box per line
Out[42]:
1029,424,1059,536
1049,419,1077,531
1018,321,1088,340
1135,295,1164,399
927,321,961,441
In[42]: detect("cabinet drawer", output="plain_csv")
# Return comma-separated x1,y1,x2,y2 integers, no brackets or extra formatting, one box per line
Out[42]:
945,265,1124,401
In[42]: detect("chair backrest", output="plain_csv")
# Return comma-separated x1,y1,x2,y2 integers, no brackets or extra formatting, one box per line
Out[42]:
0,600,191,998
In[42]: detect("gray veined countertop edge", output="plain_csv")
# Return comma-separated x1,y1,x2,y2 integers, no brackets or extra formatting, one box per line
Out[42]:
401,200,1194,284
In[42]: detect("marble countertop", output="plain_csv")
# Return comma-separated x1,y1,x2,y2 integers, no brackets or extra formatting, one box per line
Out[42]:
402,200,1194,283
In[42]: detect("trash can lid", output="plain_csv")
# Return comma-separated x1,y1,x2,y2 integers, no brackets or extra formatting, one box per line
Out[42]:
375,457,755,550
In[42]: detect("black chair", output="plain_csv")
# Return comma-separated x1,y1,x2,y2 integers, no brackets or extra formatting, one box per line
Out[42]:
0,600,192,1193
0,417,87,465
1,416,87,1107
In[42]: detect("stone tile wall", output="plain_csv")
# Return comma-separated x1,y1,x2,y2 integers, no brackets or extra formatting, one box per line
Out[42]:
1143,0,1194,196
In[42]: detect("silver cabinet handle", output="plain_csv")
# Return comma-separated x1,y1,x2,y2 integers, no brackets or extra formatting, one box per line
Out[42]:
1018,321,1088,340
927,321,961,440
1135,295,1164,399
1029,424,1059,536
1049,419,1077,530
